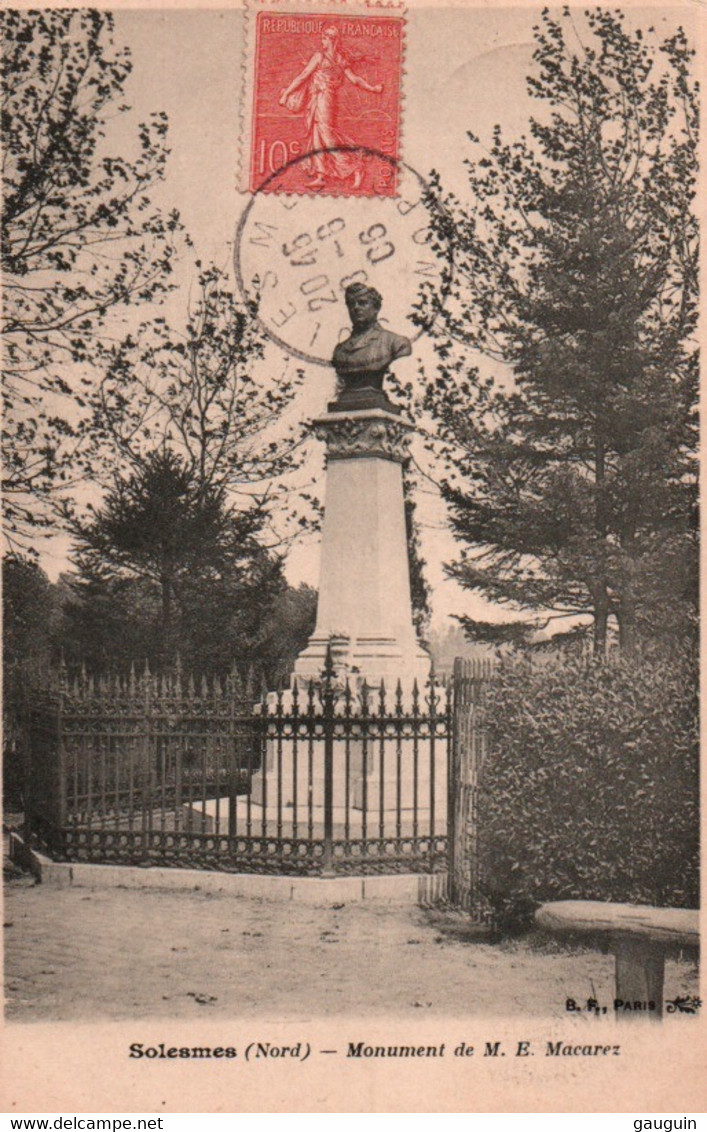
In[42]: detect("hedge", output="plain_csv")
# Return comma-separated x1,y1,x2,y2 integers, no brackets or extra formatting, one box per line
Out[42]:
477,649,699,916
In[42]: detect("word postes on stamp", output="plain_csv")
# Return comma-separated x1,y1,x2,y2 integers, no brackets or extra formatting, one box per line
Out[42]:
244,5,405,197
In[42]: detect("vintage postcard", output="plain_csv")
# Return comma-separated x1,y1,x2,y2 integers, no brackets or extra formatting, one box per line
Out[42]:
1,0,704,1115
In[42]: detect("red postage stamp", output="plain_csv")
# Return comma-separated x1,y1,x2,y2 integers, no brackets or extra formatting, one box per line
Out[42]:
245,8,405,197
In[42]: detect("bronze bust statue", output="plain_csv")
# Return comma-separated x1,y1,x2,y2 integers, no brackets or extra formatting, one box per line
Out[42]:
330,283,412,412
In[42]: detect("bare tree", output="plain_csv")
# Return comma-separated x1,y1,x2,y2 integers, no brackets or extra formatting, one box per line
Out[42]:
2,10,182,545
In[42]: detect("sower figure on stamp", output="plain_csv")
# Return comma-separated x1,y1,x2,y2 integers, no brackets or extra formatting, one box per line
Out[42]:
278,26,383,190
331,282,411,412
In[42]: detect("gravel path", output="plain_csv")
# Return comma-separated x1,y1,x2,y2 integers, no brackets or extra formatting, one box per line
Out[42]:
3,870,698,1023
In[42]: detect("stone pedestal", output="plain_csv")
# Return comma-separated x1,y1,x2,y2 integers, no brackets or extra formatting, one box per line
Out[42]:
293,405,430,687
249,730,445,818
247,397,439,833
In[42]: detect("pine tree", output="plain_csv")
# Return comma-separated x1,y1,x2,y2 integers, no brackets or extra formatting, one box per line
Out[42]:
420,9,698,654
68,450,277,671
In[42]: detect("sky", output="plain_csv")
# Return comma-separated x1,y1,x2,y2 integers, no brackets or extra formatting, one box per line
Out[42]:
30,1,696,630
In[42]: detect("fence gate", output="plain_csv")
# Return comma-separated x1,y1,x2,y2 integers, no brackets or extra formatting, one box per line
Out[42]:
448,658,493,916
25,661,451,878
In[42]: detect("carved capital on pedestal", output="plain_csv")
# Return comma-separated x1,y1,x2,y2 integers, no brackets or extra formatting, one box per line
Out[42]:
313,409,414,464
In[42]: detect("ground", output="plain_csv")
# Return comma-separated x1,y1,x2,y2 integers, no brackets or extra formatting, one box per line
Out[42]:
3,859,698,1023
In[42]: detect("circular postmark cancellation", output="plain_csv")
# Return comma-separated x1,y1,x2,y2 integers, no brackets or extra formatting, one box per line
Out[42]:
234,147,453,366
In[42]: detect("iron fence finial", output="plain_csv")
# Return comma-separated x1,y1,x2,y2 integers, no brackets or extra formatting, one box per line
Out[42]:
323,642,336,684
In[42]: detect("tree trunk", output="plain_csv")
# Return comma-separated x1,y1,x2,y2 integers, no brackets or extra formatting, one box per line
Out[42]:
160,573,175,672
594,587,610,658
161,575,172,631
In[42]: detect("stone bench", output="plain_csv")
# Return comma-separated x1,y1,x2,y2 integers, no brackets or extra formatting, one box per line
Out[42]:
535,900,699,1019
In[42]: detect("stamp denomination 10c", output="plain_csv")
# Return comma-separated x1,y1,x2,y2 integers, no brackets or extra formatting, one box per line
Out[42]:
242,0,405,198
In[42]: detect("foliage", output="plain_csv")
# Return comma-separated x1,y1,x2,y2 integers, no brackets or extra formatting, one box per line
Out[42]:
3,560,315,718
91,264,304,526
63,254,312,674
176,551,291,681
420,8,698,654
66,449,279,671
427,622,493,675
59,571,165,677
382,373,433,641
403,475,431,639
59,564,314,685
2,10,181,543
477,651,699,913
253,584,318,689
2,555,60,804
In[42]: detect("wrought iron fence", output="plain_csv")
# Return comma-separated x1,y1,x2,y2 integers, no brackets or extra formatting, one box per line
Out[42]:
25,656,451,877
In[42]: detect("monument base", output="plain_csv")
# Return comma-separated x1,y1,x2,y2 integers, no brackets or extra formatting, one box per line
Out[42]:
292,633,431,689
293,406,431,690
249,738,446,819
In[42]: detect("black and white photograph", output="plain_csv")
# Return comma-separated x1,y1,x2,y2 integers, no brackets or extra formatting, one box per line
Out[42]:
0,0,702,1114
